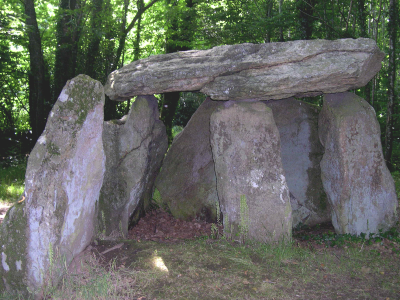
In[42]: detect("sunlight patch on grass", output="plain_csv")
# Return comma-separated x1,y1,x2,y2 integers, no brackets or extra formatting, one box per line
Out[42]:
0,163,26,205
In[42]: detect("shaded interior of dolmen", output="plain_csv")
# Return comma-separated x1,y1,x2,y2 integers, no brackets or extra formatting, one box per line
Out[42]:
122,92,397,240
152,95,331,233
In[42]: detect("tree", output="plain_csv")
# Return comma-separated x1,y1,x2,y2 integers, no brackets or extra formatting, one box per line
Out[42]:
160,0,196,144
384,0,398,169
53,0,82,103
24,0,51,141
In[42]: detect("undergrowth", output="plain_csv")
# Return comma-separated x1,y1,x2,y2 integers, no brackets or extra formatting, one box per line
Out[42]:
0,160,26,204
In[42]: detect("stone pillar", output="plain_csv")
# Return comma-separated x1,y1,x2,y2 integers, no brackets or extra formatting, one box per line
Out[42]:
319,92,398,235
0,75,106,297
98,95,168,237
265,98,330,227
210,101,292,243
155,98,223,222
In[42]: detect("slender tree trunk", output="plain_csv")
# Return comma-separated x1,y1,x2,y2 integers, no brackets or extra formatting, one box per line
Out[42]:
297,0,316,39
85,0,104,79
113,0,160,70
161,0,194,144
24,0,51,142
357,0,371,103
384,0,397,169
53,0,81,103
279,0,284,41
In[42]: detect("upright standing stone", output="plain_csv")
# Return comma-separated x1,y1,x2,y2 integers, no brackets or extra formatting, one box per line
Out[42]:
98,95,168,237
0,75,106,296
210,101,292,243
265,98,330,227
155,98,223,222
319,92,398,235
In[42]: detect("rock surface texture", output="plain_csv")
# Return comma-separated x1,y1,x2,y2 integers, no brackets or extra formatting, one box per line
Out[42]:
264,99,330,227
0,75,106,296
210,101,292,243
99,95,168,237
155,98,223,222
105,38,384,102
319,92,398,235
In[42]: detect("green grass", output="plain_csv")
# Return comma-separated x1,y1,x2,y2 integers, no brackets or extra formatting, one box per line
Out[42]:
3,236,399,299
0,162,26,205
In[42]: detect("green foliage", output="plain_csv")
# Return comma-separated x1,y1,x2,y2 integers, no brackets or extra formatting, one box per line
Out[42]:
0,161,26,204
392,171,400,198
294,223,400,252
1,0,399,164
173,92,206,128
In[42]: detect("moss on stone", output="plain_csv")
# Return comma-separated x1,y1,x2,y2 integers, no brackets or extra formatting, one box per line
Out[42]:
46,141,61,156
0,201,29,296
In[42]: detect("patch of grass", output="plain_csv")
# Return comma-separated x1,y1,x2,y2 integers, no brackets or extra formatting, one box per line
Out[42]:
8,233,396,300
0,161,26,205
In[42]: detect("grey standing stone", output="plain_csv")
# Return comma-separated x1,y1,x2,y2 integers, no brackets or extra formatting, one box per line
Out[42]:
98,95,168,237
0,75,106,297
155,98,223,222
210,101,292,243
264,98,330,227
319,92,398,235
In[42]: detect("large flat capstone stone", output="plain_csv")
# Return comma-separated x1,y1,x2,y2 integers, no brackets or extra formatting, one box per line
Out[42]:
0,75,106,296
319,92,398,236
105,38,384,102
210,101,292,243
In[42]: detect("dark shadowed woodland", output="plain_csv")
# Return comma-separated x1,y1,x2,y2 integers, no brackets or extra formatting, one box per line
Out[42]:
1,0,400,299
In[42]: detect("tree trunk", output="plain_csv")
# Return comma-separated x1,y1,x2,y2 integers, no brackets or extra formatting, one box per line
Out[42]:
53,0,81,103
357,0,371,103
384,0,397,169
24,0,51,142
279,0,284,42
85,0,104,79
297,0,316,39
161,0,195,144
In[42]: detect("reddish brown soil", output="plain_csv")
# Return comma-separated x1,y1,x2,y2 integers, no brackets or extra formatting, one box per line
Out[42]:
128,209,222,242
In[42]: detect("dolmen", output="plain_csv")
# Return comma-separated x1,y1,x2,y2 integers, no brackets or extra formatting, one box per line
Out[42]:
1,38,398,297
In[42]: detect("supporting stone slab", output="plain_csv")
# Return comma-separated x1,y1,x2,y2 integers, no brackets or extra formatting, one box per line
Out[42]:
0,75,106,297
98,95,168,237
264,98,330,227
210,101,292,243
318,92,398,236
155,98,223,222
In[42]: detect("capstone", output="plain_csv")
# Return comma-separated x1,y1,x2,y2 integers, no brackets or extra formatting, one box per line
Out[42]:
105,38,384,102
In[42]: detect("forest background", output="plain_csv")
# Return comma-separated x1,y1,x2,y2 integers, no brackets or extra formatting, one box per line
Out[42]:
0,0,399,169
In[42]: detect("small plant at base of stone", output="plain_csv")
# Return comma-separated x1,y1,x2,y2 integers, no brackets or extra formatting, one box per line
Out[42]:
239,194,250,244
